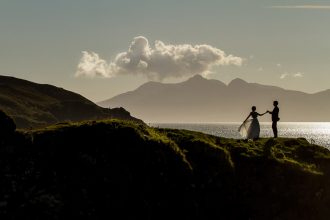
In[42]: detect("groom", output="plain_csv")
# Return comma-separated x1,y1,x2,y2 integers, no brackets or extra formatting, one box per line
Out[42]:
268,101,280,138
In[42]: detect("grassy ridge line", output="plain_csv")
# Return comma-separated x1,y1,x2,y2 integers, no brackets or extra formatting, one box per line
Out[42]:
32,119,192,170
1,119,330,219
32,119,330,174
27,119,330,179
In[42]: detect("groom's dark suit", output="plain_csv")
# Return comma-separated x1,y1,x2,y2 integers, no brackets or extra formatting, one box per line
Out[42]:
270,106,279,138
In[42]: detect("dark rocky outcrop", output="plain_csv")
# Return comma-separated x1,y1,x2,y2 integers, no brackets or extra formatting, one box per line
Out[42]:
0,109,16,139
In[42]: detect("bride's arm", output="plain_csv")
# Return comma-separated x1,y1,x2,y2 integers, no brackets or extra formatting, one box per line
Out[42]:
258,112,267,116
243,113,251,122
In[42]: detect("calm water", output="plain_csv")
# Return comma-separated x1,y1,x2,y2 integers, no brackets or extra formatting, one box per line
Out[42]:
150,122,330,149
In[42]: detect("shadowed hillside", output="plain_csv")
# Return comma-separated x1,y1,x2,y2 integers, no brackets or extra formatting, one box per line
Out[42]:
99,75,330,122
0,75,143,128
0,120,329,219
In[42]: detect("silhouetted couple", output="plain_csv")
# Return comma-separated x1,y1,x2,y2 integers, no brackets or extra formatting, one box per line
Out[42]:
239,101,280,140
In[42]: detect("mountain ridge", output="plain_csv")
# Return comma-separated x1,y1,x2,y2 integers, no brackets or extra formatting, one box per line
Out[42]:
98,75,330,122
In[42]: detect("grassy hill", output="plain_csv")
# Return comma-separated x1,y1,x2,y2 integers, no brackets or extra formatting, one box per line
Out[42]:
0,75,142,128
0,120,329,219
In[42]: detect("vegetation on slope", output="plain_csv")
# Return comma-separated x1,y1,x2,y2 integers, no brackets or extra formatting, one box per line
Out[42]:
0,75,142,128
0,120,329,219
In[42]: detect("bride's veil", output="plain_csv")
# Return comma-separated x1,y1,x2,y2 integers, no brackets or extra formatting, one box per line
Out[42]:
238,119,252,138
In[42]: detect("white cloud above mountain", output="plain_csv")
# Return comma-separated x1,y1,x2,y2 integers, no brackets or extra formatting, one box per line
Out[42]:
280,72,304,79
76,36,243,81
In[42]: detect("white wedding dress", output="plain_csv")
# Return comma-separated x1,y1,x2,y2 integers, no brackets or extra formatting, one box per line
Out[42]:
239,112,260,139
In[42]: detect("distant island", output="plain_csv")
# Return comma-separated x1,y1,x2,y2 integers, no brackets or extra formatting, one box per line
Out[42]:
0,119,329,219
0,75,143,128
99,75,330,122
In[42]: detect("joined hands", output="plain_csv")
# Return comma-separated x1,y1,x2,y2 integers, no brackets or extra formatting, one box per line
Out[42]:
261,110,270,116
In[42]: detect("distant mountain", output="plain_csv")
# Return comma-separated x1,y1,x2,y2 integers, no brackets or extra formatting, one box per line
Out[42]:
0,75,143,128
98,75,330,122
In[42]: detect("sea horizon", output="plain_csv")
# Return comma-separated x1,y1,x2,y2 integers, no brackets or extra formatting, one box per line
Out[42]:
148,122,330,124
150,122,330,149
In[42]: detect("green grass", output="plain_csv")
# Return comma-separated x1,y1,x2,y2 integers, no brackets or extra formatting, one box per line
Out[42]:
0,75,142,128
1,119,330,219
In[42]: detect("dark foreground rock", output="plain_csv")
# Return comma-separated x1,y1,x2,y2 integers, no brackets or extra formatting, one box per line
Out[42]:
0,120,329,219
0,109,16,139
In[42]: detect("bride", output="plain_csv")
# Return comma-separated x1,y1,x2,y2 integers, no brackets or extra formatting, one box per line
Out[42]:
239,106,267,140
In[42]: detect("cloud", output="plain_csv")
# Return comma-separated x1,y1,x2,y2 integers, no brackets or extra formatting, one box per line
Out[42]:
280,72,304,79
76,36,243,80
269,5,330,9
293,72,304,78
280,73,288,79
76,52,109,78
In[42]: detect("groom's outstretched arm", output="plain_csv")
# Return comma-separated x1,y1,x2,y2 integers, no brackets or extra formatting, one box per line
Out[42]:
258,112,268,116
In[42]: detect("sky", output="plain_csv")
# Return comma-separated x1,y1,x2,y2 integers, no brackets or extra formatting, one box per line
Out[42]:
0,0,330,102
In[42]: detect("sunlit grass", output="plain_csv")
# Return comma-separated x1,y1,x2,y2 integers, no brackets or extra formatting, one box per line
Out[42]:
1,119,330,219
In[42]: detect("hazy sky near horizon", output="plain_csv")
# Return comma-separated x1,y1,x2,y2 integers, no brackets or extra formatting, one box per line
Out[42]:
1,0,330,102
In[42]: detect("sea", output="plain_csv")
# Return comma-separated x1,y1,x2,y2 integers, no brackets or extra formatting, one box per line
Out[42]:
149,122,330,150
